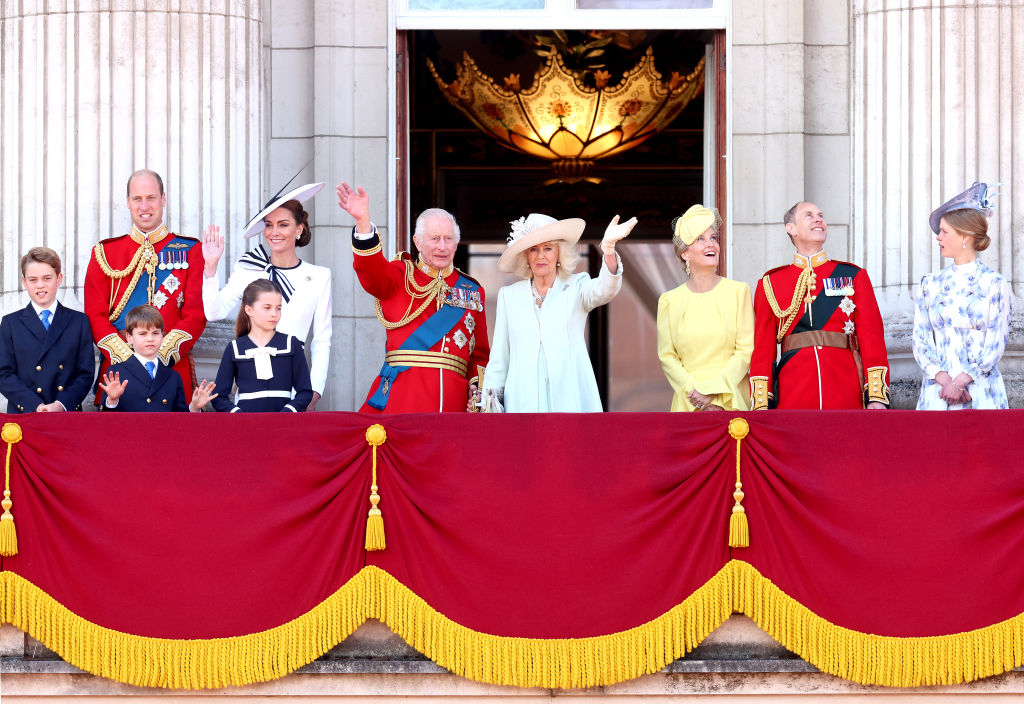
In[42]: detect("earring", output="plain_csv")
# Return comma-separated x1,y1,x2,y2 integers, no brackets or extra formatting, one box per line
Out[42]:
962,239,967,249
556,261,561,268
684,259,691,276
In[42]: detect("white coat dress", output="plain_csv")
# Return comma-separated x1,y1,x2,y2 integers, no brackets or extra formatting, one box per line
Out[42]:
483,261,622,412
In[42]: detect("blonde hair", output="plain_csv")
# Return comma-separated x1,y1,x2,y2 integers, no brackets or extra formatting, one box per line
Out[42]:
513,241,580,281
942,208,991,252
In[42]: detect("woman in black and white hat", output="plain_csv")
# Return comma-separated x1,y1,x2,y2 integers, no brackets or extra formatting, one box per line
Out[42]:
201,182,332,410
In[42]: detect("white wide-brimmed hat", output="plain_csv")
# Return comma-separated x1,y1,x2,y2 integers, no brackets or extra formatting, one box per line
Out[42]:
497,214,586,273
243,182,325,239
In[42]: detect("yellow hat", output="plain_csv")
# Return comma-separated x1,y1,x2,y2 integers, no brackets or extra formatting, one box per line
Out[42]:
673,204,716,246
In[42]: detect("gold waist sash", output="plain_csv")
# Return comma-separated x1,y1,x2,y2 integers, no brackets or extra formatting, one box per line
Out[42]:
384,350,469,378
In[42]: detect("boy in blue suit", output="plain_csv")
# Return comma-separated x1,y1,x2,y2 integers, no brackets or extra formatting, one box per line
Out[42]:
0,248,95,413
98,305,216,412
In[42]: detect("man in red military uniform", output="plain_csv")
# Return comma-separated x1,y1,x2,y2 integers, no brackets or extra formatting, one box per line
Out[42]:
84,170,207,403
750,201,890,410
337,182,489,413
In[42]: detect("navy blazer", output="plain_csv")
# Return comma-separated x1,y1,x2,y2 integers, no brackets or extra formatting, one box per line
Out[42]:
102,356,188,412
0,302,95,413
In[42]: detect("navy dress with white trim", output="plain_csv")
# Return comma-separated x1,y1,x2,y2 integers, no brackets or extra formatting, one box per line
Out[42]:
212,332,314,413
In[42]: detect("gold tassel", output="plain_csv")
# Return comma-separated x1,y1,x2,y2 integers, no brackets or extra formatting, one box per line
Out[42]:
364,424,388,551
727,418,749,548
0,422,23,556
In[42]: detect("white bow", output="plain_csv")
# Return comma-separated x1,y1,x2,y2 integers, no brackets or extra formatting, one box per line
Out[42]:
244,346,279,380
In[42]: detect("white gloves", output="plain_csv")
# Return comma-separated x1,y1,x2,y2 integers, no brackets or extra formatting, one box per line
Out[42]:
600,215,638,255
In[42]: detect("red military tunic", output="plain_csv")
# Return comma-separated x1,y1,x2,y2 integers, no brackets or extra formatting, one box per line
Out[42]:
353,230,489,413
750,250,890,410
84,225,207,402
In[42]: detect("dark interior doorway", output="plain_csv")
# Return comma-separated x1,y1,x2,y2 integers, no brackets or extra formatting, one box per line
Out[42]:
402,29,718,410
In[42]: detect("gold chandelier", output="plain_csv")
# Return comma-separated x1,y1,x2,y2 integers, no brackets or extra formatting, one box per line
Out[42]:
428,48,705,183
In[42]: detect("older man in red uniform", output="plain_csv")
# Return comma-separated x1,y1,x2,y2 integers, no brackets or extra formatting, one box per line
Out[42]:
750,201,890,410
337,182,489,413
84,170,207,403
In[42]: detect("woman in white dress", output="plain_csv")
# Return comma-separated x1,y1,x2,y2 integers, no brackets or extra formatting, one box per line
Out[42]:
913,182,1013,410
482,213,636,412
202,183,332,410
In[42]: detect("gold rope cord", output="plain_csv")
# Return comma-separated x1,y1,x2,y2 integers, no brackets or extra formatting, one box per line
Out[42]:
762,266,816,342
0,423,23,556
94,240,159,323
374,260,448,330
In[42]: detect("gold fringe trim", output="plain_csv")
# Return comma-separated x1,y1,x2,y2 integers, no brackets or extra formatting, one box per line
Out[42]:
0,565,734,690
0,570,369,689
361,565,733,689
5,560,1024,689
727,559,1024,687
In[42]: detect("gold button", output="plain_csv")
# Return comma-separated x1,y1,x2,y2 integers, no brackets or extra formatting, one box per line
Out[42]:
59,364,64,370
146,398,151,404
36,387,42,393
57,386,63,391
36,365,42,372
162,399,167,405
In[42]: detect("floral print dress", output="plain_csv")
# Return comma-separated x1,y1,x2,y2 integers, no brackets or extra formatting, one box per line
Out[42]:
913,260,1013,409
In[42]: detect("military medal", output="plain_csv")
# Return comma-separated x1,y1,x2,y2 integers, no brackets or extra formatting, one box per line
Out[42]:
823,276,854,297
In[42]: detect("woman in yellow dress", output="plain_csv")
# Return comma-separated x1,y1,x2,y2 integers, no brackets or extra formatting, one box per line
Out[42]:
657,205,754,411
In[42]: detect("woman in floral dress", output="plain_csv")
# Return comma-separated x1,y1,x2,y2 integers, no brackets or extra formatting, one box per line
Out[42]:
913,182,1013,409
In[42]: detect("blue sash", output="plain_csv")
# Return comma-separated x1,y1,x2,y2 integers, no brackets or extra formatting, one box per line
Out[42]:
368,274,477,410
111,236,197,330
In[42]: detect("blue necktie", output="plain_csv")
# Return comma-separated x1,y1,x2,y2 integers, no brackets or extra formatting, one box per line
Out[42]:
40,310,51,330
145,361,156,379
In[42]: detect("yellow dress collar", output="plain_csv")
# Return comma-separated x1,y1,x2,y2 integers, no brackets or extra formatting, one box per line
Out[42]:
129,224,169,245
793,250,828,269
416,257,454,279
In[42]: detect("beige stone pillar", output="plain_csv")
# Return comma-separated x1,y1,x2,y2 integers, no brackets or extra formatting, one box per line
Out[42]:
265,0,389,410
0,0,262,320
852,0,1024,405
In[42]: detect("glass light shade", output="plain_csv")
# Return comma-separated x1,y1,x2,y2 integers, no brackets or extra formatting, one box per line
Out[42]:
428,48,705,182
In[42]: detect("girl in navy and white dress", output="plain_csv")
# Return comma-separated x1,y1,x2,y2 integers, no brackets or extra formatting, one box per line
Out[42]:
213,279,314,413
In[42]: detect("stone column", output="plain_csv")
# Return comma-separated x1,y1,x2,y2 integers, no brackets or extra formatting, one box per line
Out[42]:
852,0,1024,406
0,1,263,397
730,0,853,287
265,0,389,410
0,1,263,311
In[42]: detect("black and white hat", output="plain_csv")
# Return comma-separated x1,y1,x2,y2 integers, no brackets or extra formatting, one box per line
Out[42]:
243,182,325,239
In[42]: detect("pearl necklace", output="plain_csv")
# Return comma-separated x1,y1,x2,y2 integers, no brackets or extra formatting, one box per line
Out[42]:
530,279,547,307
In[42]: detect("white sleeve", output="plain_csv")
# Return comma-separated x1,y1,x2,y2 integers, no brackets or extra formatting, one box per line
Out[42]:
203,262,253,322
579,253,623,312
482,286,510,393
307,269,333,395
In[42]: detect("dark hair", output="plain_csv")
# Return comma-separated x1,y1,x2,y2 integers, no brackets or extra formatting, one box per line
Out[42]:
942,208,991,252
126,169,164,197
268,199,312,247
236,279,283,337
783,201,812,243
783,201,807,226
20,247,62,276
125,305,165,334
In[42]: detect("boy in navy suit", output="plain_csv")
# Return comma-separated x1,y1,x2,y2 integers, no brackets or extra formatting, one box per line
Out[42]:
0,248,95,413
98,305,216,412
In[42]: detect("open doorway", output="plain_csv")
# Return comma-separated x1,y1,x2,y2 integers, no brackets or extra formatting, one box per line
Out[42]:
401,29,722,410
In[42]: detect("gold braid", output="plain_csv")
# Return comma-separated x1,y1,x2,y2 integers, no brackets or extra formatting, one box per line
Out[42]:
762,267,817,342
93,239,159,323
374,259,449,330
